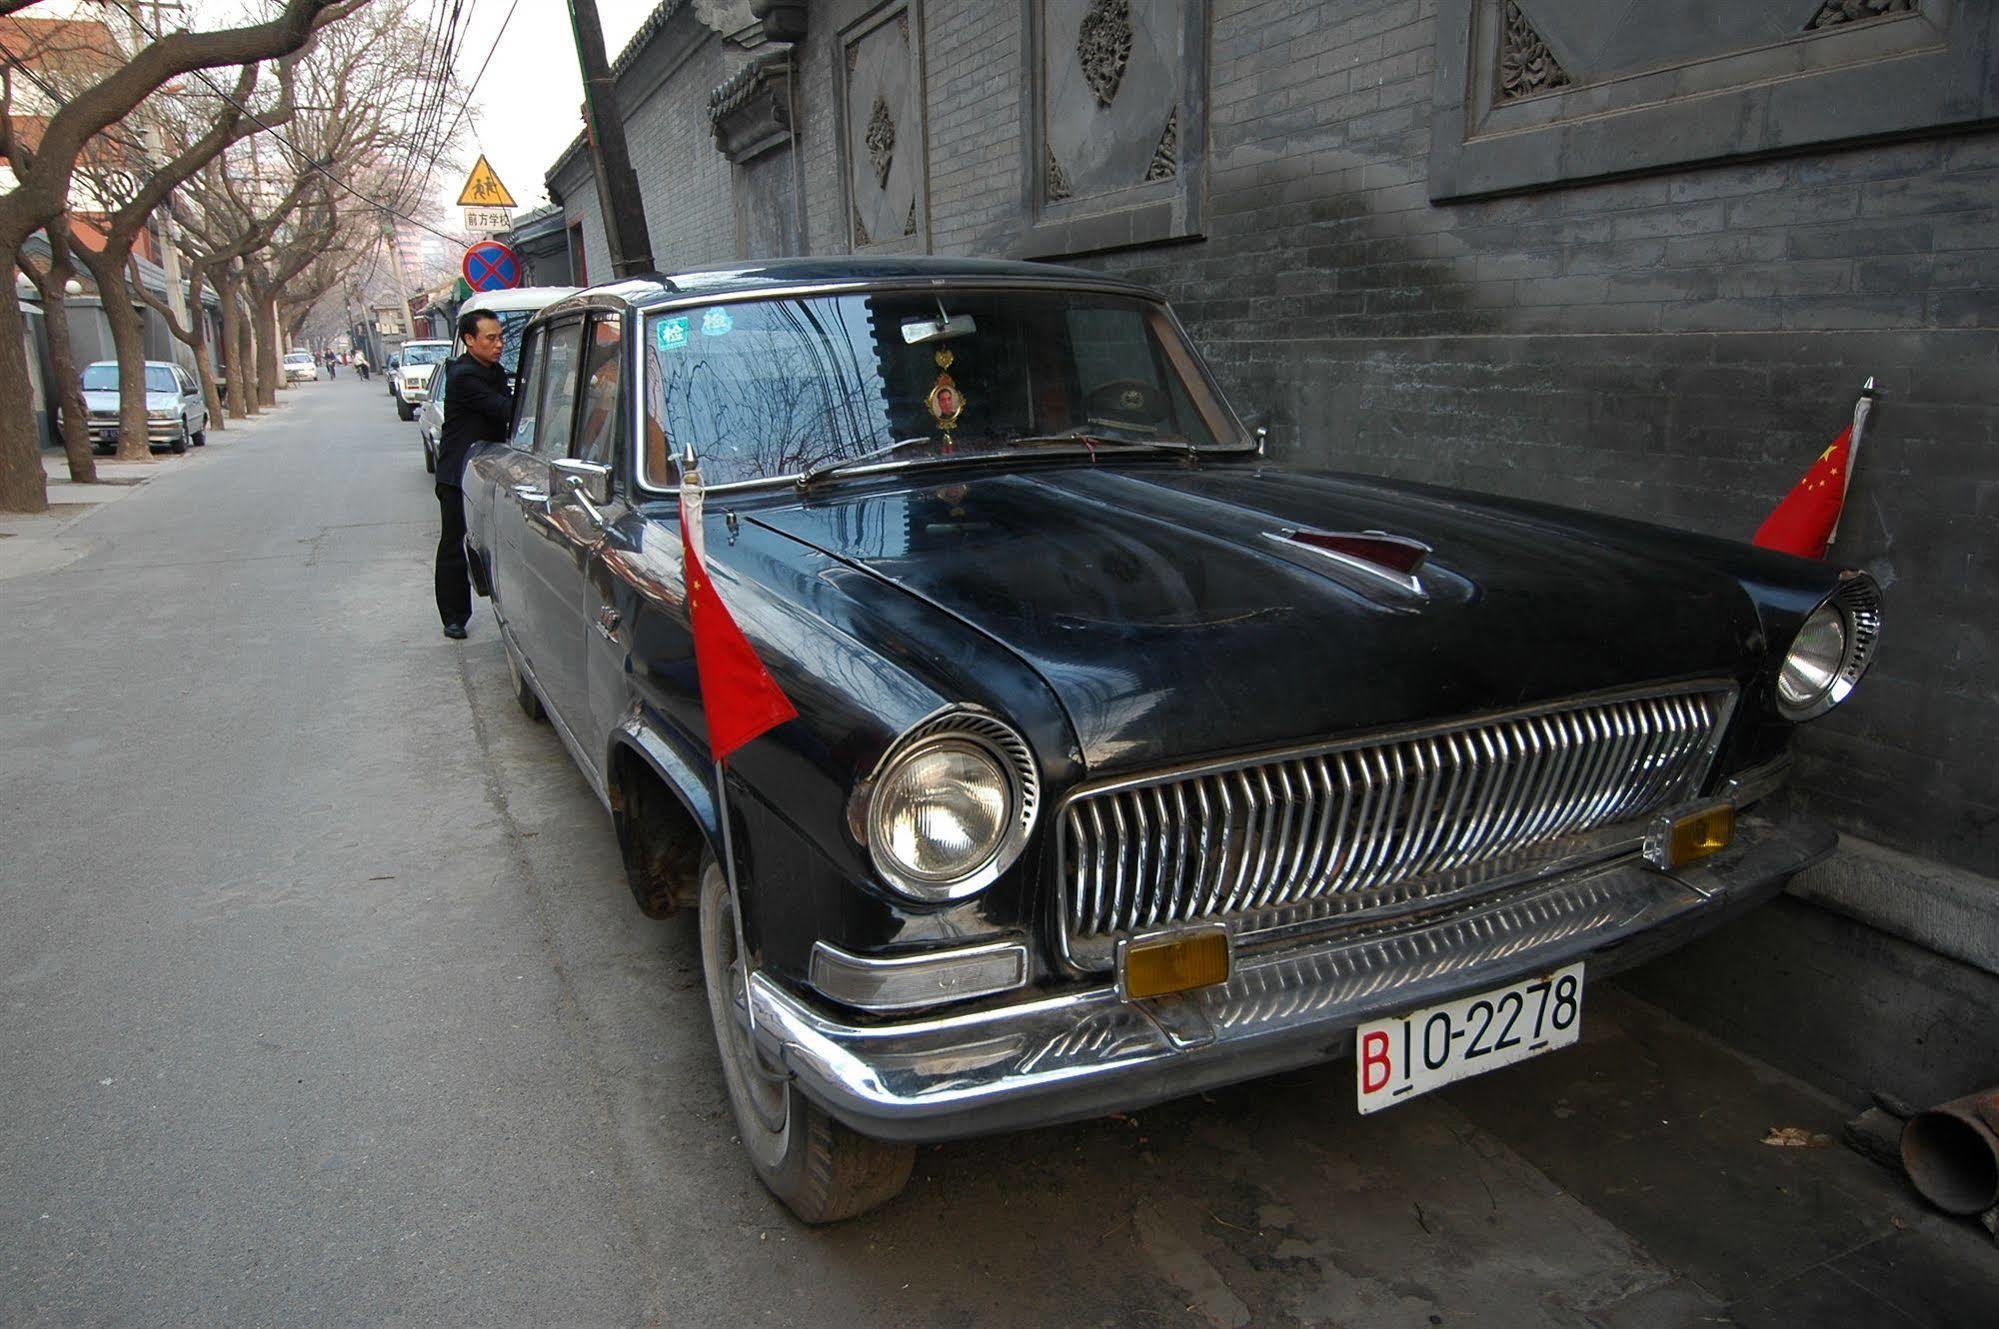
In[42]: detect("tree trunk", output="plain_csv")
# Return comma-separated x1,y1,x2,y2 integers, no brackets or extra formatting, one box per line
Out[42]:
251,282,280,407
216,272,247,419
0,253,51,512
236,276,262,417
23,238,98,483
75,242,156,462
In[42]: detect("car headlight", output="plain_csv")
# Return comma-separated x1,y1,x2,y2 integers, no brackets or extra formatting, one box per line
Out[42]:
1776,575,1881,721
148,408,176,420
858,711,1039,901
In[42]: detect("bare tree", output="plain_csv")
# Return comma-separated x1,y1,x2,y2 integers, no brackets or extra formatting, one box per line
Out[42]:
15,224,93,481
157,0,444,413
67,58,295,457
0,0,366,512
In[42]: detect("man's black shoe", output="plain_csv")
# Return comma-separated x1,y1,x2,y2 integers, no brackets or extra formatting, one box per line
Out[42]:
443,623,468,640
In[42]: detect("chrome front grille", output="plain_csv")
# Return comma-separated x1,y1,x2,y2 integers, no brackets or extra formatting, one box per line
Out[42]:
1058,685,1734,962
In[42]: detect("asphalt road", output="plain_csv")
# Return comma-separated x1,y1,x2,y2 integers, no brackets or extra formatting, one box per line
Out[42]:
3,377,1993,1328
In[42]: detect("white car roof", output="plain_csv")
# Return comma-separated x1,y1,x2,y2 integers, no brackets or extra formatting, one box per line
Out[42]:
460,286,578,315
402,340,453,349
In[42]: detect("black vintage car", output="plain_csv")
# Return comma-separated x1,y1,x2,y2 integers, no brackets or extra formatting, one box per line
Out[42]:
462,257,1880,1222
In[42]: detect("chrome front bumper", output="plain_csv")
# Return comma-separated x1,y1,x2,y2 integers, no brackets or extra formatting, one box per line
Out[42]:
750,809,1834,1143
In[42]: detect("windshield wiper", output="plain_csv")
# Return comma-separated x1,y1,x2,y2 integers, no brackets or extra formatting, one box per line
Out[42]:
797,436,944,488
1006,431,1201,458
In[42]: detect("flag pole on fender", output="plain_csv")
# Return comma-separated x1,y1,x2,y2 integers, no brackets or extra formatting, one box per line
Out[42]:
678,446,799,766
1826,377,1876,554
1752,376,1878,560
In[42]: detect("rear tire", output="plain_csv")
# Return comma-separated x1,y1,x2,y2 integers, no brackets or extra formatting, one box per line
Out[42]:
698,857,915,1224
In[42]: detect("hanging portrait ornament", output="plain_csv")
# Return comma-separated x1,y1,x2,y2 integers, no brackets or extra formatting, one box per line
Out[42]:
927,346,965,443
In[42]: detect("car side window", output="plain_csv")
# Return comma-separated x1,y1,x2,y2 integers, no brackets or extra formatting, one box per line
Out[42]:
534,320,586,458
573,314,623,467
510,327,545,449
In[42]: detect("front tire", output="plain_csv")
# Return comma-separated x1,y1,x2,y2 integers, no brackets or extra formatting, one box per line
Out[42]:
170,419,189,454
424,437,436,473
397,398,416,422
697,856,915,1224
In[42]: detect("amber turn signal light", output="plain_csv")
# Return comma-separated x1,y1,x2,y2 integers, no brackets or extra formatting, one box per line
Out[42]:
1120,927,1231,1000
1648,804,1735,869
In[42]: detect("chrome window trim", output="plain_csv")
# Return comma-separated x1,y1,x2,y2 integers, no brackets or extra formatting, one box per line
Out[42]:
624,279,1255,499
1050,679,1740,972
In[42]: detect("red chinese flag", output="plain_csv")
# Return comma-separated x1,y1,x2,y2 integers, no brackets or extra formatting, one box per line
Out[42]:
1753,426,1851,559
680,493,798,763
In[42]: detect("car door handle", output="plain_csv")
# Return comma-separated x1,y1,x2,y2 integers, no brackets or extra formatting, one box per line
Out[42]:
513,484,549,505
594,605,621,642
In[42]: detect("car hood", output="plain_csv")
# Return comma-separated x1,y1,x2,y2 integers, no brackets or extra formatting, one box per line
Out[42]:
749,465,1767,773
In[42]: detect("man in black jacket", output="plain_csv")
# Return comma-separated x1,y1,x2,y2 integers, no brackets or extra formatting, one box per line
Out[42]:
433,309,513,638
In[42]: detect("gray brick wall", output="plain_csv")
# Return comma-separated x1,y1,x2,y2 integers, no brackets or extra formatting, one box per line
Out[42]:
1064,1,1999,880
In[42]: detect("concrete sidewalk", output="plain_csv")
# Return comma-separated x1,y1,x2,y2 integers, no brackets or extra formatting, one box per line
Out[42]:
0,411,282,578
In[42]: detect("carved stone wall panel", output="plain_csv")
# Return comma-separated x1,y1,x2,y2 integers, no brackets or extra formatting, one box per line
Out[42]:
842,2,927,252
1432,0,1996,200
1041,0,1184,204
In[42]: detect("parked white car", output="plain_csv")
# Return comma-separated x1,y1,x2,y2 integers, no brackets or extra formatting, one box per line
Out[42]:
393,340,453,422
81,360,208,454
416,286,575,473
283,350,319,383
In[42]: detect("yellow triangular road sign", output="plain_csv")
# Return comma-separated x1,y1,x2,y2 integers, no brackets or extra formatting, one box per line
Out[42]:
457,155,517,208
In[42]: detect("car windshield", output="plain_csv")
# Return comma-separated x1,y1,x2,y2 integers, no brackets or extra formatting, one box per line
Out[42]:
285,353,311,364
82,364,179,393
403,344,450,367
639,289,1241,487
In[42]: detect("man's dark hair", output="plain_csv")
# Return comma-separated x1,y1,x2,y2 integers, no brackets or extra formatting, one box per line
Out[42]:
457,309,500,342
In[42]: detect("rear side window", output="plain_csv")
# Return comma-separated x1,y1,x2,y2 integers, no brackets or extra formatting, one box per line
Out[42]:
573,314,623,467
534,321,586,457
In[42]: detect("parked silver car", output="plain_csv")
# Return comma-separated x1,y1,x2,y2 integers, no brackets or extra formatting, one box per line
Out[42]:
393,340,453,422
82,360,208,454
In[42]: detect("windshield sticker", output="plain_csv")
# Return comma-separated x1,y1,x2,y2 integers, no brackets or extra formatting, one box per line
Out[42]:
656,316,690,352
700,308,734,338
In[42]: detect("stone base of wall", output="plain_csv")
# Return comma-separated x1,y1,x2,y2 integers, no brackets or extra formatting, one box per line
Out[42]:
1620,888,1999,1112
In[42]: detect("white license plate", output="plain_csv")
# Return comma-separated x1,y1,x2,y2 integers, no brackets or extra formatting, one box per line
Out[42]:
1356,963,1584,1113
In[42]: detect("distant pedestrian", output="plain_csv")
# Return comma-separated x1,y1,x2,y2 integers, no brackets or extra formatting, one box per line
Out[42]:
433,309,513,639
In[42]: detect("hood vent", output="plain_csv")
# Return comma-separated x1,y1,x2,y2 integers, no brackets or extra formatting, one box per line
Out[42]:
1269,528,1432,599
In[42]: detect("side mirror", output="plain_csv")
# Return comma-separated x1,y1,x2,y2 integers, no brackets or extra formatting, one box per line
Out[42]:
550,457,613,508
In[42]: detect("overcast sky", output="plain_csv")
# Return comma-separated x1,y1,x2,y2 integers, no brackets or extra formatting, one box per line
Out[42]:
434,0,661,221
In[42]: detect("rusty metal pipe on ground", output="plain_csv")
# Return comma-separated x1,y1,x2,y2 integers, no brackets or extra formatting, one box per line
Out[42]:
1901,1087,1999,1216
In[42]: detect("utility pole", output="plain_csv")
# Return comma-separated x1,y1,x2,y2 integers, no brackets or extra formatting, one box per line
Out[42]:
565,0,655,278
380,211,417,341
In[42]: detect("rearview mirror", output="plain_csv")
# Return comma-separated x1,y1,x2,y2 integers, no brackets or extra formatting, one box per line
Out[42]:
901,313,977,345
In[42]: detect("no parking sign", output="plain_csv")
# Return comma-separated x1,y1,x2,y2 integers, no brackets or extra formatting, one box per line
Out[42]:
462,240,520,292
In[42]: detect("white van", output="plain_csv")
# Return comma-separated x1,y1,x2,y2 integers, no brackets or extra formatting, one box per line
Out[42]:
418,284,577,474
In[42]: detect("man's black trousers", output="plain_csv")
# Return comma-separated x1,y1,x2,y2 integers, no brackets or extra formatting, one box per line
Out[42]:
435,483,471,629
